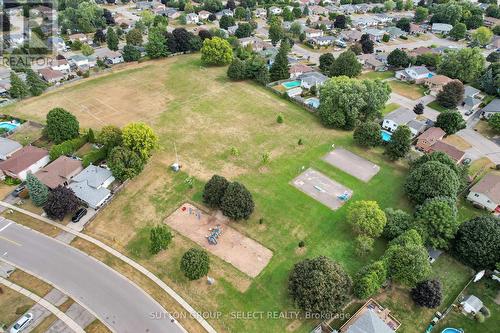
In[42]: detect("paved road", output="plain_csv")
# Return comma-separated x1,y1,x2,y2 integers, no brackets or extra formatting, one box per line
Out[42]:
0,218,185,333
457,129,500,164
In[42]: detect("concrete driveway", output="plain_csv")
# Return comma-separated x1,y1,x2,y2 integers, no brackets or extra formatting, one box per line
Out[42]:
457,128,500,164
0,218,185,333
389,92,439,121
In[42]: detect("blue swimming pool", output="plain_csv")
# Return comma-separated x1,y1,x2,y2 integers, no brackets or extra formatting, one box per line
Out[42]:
0,121,19,132
282,80,301,89
441,328,463,333
381,130,392,142
305,97,320,108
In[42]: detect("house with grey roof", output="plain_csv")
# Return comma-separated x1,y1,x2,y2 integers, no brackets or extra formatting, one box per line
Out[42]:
460,295,484,315
339,299,400,333
467,172,500,212
382,107,416,133
480,98,500,119
68,165,115,209
299,72,329,90
432,23,453,34
395,65,432,83
0,137,22,161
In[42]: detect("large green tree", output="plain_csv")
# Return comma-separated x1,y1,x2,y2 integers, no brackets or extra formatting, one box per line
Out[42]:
106,27,119,51
220,182,254,220
387,48,411,68
108,147,145,181
437,80,464,108
8,72,29,99
122,122,158,161
26,69,48,96
201,37,233,65
347,200,387,238
288,256,352,314
26,173,49,207
449,23,467,40
180,248,210,280
202,175,230,208
146,27,168,58
385,125,411,160
353,122,382,147
331,50,362,78
383,208,413,240
46,108,80,144
438,48,485,83
435,110,466,134
270,40,290,82
472,27,493,47
353,261,387,299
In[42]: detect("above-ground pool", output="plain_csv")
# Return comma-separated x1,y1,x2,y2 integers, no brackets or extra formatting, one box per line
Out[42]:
441,328,463,333
0,121,19,132
282,80,301,89
381,130,393,142
305,97,320,108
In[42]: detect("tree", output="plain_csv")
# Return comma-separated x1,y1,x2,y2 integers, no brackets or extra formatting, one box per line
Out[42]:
123,44,141,62
480,64,499,95
360,34,374,54
180,248,210,280
201,37,233,65
219,15,235,30
269,19,284,46
385,125,411,160
405,161,461,204
382,34,390,43
220,182,254,220
282,7,294,22
430,1,462,26
288,256,352,314
435,110,466,134
383,208,413,240
122,123,158,161
126,28,143,46
411,279,443,308
413,102,424,115
414,196,458,249
438,48,485,83
26,174,49,207
415,53,442,68
24,69,48,97
8,72,29,99
81,43,94,56
384,0,396,11
43,186,80,220
227,58,247,80
410,152,467,190
353,261,387,299
319,53,335,76
270,41,290,81
449,23,466,40
97,125,122,150
146,27,168,58
387,48,411,68
106,27,119,51
396,18,411,32
226,0,236,10
486,51,500,63
46,108,79,144
150,225,173,254
453,215,500,270
489,113,500,133
2,12,11,32
94,29,106,44
198,29,212,41
384,230,432,286
334,15,347,29
472,26,493,47
235,23,252,38
331,50,362,78
437,80,464,109
355,235,375,256
414,7,428,23
347,201,387,238
108,147,145,181
202,175,230,208
353,122,382,147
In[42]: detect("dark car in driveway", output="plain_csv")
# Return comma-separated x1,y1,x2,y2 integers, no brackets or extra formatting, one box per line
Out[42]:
12,185,26,197
71,208,87,223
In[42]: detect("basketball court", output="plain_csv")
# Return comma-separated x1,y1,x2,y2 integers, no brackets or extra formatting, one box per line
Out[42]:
323,148,380,182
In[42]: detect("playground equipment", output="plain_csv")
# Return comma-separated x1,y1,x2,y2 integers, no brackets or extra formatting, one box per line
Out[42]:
314,185,325,192
171,142,181,172
207,225,223,245
338,191,350,201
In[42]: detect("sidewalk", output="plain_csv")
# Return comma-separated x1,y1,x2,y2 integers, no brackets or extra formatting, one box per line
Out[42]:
0,277,85,333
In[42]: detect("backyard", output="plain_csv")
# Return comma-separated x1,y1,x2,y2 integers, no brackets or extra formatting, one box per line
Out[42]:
388,81,427,100
2,55,488,333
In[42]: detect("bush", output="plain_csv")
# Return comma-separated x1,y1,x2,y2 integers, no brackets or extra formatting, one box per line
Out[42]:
46,108,80,143
410,279,443,308
353,122,382,147
355,235,374,256
277,114,284,124
475,312,485,323
202,175,230,208
149,225,173,254
108,146,145,181
347,200,386,238
353,261,387,299
298,240,305,248
180,248,210,280
82,148,108,167
220,182,254,220
49,136,87,160
43,185,80,220
382,208,413,240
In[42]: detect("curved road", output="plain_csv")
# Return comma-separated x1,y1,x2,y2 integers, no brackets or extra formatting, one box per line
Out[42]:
0,218,185,333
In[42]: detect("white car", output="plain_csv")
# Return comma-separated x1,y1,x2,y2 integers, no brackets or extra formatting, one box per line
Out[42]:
10,313,33,333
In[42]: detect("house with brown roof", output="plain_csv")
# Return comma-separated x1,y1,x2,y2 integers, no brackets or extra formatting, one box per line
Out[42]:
416,127,446,152
34,156,83,189
428,140,465,164
38,68,65,84
0,146,50,181
289,64,314,78
467,173,500,212
424,75,453,96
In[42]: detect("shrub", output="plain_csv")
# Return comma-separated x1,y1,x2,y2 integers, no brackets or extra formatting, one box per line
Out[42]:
46,108,80,143
347,200,386,238
355,235,374,256
480,306,491,318
202,175,229,208
149,225,173,254
26,173,49,207
353,122,382,147
475,312,485,323
43,185,80,220
220,182,254,220
180,248,210,280
82,148,107,167
298,240,305,248
353,261,387,299
382,208,413,240
410,279,443,308
277,114,284,123
49,136,87,160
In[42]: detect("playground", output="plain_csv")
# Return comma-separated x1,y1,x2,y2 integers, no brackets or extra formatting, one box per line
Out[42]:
323,148,380,182
164,203,273,278
291,168,353,210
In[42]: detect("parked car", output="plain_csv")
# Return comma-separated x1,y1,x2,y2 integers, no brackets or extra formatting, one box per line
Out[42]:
12,185,26,197
465,109,474,116
71,208,87,223
10,313,33,333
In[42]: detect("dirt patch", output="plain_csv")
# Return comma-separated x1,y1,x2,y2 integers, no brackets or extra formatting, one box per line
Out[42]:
323,148,380,182
443,135,472,150
286,319,302,332
164,203,273,278
295,247,307,256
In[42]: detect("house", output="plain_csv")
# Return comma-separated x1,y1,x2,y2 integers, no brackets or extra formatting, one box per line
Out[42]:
68,33,88,43
305,28,323,39
460,295,484,315
0,146,50,181
339,299,401,332
357,54,385,71
407,46,435,58
483,16,500,28
382,107,416,133
424,75,453,96
409,23,425,35
309,5,329,16
416,127,446,152
462,96,482,111
269,6,282,15
428,141,465,164
385,26,405,39
340,30,362,43
164,8,181,20
467,173,500,212
363,28,385,42
427,247,443,264
480,98,500,119
94,48,124,65
69,55,89,68
198,10,211,21
34,156,83,189
68,165,115,209
289,64,314,78
254,8,267,18
50,59,70,73
395,66,432,83
186,13,199,25
227,25,238,35
464,85,480,99
299,72,329,90
0,138,22,160
47,37,67,52
238,37,272,52
431,23,453,34
407,119,427,137
309,36,336,46
38,68,65,84
8,34,26,47
374,13,392,25
353,17,378,28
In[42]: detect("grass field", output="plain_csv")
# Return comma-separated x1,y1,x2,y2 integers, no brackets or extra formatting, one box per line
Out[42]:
388,81,426,100
427,100,452,113
382,103,400,115
359,70,395,81
4,54,486,333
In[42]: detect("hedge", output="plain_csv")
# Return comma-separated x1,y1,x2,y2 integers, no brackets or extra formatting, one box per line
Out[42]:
82,148,107,167
49,136,87,161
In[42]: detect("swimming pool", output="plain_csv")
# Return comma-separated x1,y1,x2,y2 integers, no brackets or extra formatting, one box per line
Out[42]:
282,80,301,89
441,328,463,333
381,130,392,142
0,121,19,132
305,97,320,108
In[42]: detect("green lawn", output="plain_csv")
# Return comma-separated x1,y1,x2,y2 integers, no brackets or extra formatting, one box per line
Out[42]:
382,103,400,115
389,81,426,100
359,70,395,81
427,100,454,113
